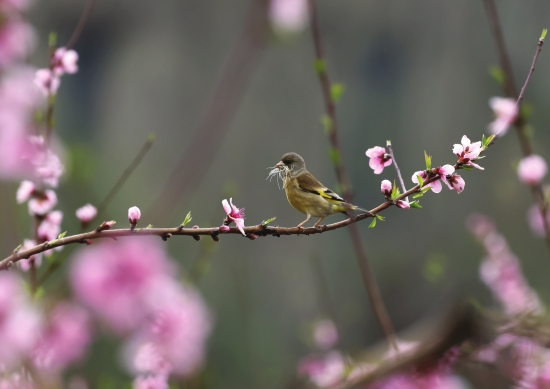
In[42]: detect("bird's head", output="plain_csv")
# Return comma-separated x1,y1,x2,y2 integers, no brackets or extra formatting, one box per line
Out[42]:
275,152,307,177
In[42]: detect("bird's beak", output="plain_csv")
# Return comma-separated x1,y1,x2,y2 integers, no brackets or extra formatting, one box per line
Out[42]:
275,161,284,169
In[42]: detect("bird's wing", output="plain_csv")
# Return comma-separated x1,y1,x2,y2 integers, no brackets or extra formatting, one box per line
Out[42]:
295,172,346,202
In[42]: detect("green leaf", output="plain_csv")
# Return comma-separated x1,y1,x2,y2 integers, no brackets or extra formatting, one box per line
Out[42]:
409,201,422,209
13,244,21,253
58,231,67,239
330,83,345,103
314,58,326,74
489,66,505,86
320,114,333,133
368,218,377,228
412,192,424,199
541,29,548,40
328,147,340,166
424,151,432,170
48,31,57,47
376,214,385,221
390,180,401,200
416,174,424,188
146,224,153,229
262,217,277,226
462,165,473,171
181,211,192,227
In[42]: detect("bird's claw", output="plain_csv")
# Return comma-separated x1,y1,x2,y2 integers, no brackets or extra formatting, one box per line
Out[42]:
315,225,325,232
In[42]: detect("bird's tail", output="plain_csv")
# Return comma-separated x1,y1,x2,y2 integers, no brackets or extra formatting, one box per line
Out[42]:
332,202,371,215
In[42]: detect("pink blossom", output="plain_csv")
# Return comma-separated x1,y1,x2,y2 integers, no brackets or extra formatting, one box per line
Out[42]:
395,199,410,209
133,342,172,375
0,110,37,179
18,239,41,271
128,206,141,228
527,204,550,238
366,146,392,174
518,154,547,185
133,374,169,389
37,210,63,242
269,0,308,33
453,135,483,170
298,351,346,387
0,65,43,111
313,319,338,349
0,20,35,68
33,148,64,187
76,204,97,224
488,97,518,135
33,302,91,372
0,273,42,367
381,179,392,197
28,189,57,215
16,180,35,203
70,238,174,333
222,198,246,236
447,175,465,193
412,170,442,193
368,372,467,389
52,47,79,75
0,369,36,389
33,69,60,96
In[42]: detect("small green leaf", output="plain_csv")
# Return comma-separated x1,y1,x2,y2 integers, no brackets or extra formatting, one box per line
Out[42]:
320,114,333,133
416,174,424,188
48,31,57,47
146,224,153,229
314,58,326,74
424,151,432,170
368,218,377,228
376,214,385,221
181,211,192,227
410,201,422,209
262,217,277,226
489,66,505,86
13,244,22,253
328,147,340,166
390,181,400,200
541,29,547,40
330,83,345,103
48,239,58,246
412,192,424,199
58,231,67,239
462,165,473,171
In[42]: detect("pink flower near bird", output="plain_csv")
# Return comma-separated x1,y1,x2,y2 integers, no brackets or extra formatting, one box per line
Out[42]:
76,204,97,224
380,180,392,197
366,146,392,174
517,154,547,185
16,180,35,203
488,97,518,136
128,206,141,229
52,47,79,75
34,69,60,96
453,135,483,170
37,210,63,242
222,198,246,236
28,189,57,215
447,174,465,193
412,170,442,193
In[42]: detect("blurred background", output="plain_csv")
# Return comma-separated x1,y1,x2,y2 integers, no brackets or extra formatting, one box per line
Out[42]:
2,0,550,387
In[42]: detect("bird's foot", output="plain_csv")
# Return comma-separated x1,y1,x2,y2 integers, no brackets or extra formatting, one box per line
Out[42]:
314,225,325,232
296,226,305,236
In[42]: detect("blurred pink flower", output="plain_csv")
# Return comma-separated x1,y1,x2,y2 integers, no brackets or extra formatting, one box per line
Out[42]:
128,206,141,229
133,374,169,389
0,273,42,367
453,135,483,170
368,372,467,389
37,210,63,242
28,189,57,215
76,203,97,224
33,302,91,373
0,0,31,12
52,47,79,75
16,180,35,203
222,198,246,236
488,97,518,136
298,351,346,387
517,154,547,185
18,239,42,271
33,148,64,187
0,19,35,68
0,369,36,389
381,179,392,197
412,170,442,193
33,69,60,96
0,65,43,110
313,319,338,350
70,238,174,333
366,146,392,174
269,0,308,33
527,204,550,238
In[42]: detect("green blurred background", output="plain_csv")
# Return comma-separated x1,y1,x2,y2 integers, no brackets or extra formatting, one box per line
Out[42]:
2,0,550,387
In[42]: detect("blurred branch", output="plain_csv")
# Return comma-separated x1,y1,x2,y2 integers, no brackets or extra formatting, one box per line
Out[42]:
307,0,398,351
66,0,96,50
482,0,550,255
147,0,270,223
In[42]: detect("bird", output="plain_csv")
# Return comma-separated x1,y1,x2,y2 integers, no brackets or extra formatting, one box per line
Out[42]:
271,152,371,230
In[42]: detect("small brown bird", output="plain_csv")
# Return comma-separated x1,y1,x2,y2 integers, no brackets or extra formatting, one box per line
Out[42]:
271,152,370,229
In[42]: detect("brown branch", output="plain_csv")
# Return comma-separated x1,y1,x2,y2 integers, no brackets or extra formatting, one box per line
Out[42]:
66,0,96,50
307,0,398,351
482,0,550,256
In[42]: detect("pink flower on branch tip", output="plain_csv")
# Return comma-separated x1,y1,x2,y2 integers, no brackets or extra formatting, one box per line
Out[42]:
16,180,35,203
488,97,518,136
453,135,484,170
34,69,60,96
28,189,57,215
518,155,547,185
52,47,79,76
222,198,246,236
380,179,392,197
128,206,141,229
76,204,97,224
366,146,392,174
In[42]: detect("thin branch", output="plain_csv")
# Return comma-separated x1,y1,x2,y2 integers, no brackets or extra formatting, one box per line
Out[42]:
307,0,398,351
482,0,550,256
66,0,96,50
386,140,408,202
96,134,155,219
